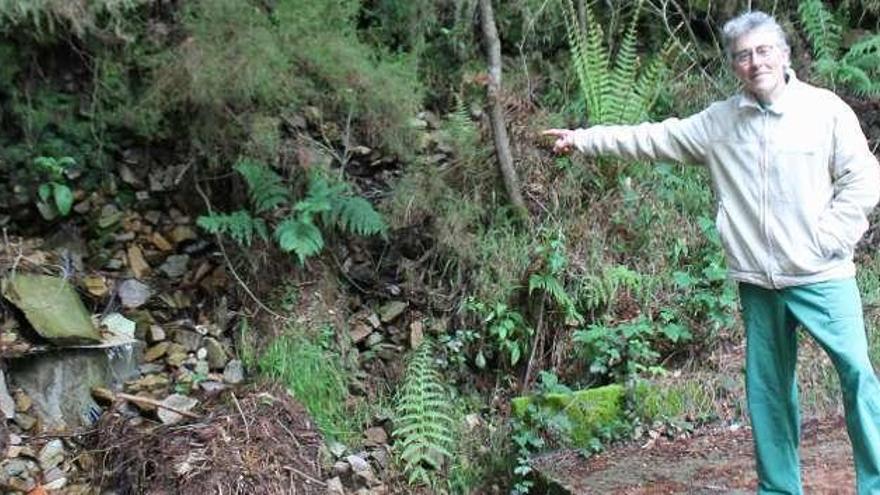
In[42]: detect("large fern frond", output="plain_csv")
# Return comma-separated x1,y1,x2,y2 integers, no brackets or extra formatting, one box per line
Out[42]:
393,340,456,487
196,210,267,246
529,273,584,323
563,0,609,124
274,216,324,264
835,64,880,97
632,40,675,122
234,158,290,213
799,0,843,62
294,172,346,222
607,0,643,124
327,195,387,236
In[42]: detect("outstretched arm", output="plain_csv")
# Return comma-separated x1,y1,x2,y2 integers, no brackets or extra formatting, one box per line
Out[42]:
542,108,714,165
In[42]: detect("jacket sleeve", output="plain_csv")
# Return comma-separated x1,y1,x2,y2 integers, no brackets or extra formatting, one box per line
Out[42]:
569,106,713,165
820,103,880,255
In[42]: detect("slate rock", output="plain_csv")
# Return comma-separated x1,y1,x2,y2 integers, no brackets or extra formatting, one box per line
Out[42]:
1,274,101,343
118,279,152,309
203,337,228,370
173,329,202,351
378,301,407,323
0,370,15,419
158,394,198,425
364,426,387,445
160,255,190,278
223,360,244,384
37,439,64,470
326,476,345,495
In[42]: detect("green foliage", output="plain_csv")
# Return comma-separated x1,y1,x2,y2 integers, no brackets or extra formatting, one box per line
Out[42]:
273,217,323,263
669,216,738,340
360,0,438,53
529,231,583,325
574,315,669,379
329,195,388,236
0,0,140,38
511,383,627,450
799,0,880,97
32,155,75,219
235,159,291,213
577,264,645,313
799,0,843,61
2,88,98,172
259,332,355,441
630,377,718,425
197,159,386,263
196,210,267,247
509,422,545,495
463,298,532,368
561,0,672,125
393,340,456,487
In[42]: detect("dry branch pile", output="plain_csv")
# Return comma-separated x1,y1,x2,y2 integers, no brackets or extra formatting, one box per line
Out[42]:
90,385,325,494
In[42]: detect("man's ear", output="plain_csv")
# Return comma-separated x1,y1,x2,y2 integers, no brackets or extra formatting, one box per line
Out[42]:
781,46,792,67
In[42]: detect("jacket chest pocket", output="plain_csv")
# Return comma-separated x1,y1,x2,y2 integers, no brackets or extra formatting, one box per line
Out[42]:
768,144,830,205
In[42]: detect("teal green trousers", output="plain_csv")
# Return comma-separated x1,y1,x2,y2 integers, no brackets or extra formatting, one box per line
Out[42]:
740,278,880,495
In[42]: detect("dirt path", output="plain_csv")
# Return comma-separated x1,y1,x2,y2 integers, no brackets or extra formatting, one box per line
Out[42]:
532,415,855,494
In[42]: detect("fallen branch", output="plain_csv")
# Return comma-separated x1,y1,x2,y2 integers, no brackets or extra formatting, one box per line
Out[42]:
111,392,201,419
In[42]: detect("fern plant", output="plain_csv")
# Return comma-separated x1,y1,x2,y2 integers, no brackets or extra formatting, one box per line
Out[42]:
799,0,880,97
562,0,672,125
528,231,583,325
197,210,267,247
198,158,387,263
393,339,456,487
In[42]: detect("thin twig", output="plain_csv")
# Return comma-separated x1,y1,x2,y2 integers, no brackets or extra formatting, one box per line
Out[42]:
282,465,326,487
231,392,250,442
115,393,200,419
523,292,548,391
193,180,286,320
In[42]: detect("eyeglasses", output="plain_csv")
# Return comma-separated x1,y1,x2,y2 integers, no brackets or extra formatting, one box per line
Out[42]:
732,44,777,65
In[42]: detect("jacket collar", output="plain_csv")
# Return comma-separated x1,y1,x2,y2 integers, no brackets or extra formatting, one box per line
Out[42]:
736,69,799,115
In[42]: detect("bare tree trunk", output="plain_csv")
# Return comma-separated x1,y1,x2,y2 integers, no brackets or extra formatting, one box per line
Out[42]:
478,0,528,220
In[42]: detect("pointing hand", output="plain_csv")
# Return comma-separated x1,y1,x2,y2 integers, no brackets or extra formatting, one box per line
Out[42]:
542,129,577,154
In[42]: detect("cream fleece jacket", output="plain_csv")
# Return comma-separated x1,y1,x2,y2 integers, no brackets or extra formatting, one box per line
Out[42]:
571,74,880,288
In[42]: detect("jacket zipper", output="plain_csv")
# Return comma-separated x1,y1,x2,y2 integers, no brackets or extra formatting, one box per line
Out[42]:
760,111,777,288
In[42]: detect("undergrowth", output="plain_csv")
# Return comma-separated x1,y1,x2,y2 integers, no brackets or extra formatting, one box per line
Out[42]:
259,332,362,442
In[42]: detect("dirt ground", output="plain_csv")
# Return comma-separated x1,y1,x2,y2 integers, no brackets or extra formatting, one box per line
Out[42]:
532,415,856,494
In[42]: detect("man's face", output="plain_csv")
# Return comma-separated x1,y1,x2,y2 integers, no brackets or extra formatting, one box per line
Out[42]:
731,29,790,103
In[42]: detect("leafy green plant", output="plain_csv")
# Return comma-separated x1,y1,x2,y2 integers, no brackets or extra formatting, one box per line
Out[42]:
574,316,663,379
577,264,644,314
463,297,532,368
33,155,75,219
669,216,737,340
529,231,583,325
509,421,545,495
393,339,456,487
197,159,387,263
561,0,672,125
799,0,880,97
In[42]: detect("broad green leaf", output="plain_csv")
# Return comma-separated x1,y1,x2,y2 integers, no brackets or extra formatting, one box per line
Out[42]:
53,184,74,216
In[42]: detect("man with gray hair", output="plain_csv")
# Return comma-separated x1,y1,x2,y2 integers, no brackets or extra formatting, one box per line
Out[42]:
544,10,880,494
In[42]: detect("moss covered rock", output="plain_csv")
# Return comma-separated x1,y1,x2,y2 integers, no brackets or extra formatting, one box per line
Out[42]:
512,384,625,446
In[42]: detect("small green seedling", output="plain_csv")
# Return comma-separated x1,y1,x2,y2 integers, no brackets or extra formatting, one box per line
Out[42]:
34,155,75,219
